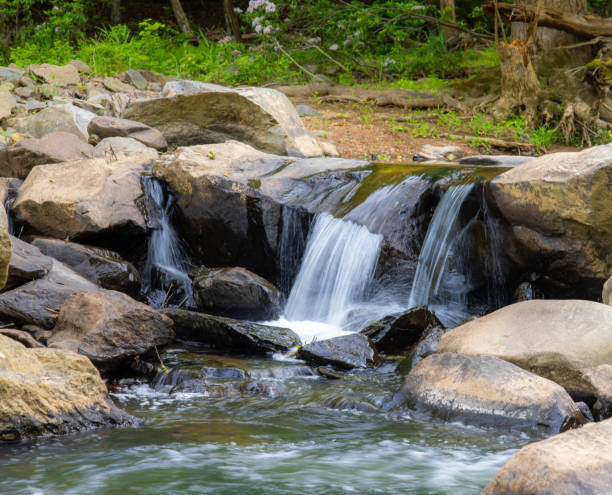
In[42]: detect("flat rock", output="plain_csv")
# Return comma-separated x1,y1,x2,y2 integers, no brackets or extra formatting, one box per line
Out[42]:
48,291,175,373
296,333,379,370
93,136,158,159
482,418,612,494
0,88,16,120
0,131,94,179
0,334,136,442
398,353,585,432
413,144,464,162
103,77,134,93
437,299,612,400
9,103,96,142
28,63,80,86
191,266,283,321
162,308,300,354
31,237,141,297
88,116,167,150
458,155,535,166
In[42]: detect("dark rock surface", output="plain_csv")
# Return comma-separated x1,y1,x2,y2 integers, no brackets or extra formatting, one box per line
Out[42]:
297,333,379,370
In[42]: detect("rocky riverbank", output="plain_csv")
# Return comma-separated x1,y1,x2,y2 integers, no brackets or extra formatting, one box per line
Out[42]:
1,61,611,492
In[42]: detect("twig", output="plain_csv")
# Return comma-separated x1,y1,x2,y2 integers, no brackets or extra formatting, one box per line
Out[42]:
153,344,167,371
306,42,349,72
160,285,175,309
0,323,15,329
45,307,60,314
273,38,325,81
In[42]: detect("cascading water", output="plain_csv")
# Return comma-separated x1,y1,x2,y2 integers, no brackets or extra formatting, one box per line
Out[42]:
408,184,474,309
143,178,194,309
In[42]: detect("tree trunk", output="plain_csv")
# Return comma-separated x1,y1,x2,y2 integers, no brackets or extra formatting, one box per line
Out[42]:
223,0,242,42
110,0,121,25
492,40,541,125
439,0,457,39
169,0,192,35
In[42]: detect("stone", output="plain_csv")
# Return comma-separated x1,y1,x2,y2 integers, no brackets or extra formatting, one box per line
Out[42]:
87,116,167,150
0,334,136,442
93,136,158,159
88,92,129,117
603,276,612,305
201,366,247,380
398,353,585,432
191,266,283,321
68,60,91,74
0,88,16,120
13,86,34,98
6,235,53,289
28,63,81,86
0,205,10,290
31,237,141,297
124,80,327,157
0,67,23,83
102,77,134,93
9,103,96,142
437,299,612,401
490,143,612,298
413,144,464,162
13,155,151,241
0,328,44,348
482,418,612,494
404,325,447,370
0,131,94,179
0,178,21,204
458,155,535,166
360,306,442,353
296,333,379,370
162,308,300,354
584,365,612,420
125,69,149,90
48,291,175,373
295,104,321,117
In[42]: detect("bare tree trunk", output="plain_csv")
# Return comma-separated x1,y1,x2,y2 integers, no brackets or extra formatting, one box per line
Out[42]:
223,0,242,42
110,0,121,25
169,0,192,35
439,0,457,39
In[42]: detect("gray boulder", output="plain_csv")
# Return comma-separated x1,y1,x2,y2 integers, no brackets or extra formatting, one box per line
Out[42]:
93,136,158,159
9,103,96,142
27,63,80,86
296,333,379,370
88,116,167,150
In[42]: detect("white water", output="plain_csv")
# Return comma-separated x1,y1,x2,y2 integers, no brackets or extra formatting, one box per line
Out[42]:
144,179,194,308
408,184,474,308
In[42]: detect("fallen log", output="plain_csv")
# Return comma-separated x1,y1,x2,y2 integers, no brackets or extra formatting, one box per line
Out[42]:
439,133,535,151
483,3,612,38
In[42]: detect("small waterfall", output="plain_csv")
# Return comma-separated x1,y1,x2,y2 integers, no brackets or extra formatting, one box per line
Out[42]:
143,178,193,309
408,184,474,308
283,212,383,328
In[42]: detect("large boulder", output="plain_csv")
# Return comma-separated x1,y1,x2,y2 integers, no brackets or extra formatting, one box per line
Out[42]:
27,63,81,86
162,308,300,354
9,103,96,142
88,116,167,150
0,131,94,179
437,300,612,401
482,418,612,494
0,237,100,328
12,155,152,242
360,306,442,354
0,334,136,443
124,80,327,157
31,237,141,297
0,205,10,290
296,333,380,370
490,143,612,298
48,291,175,373
398,353,585,432
191,266,283,321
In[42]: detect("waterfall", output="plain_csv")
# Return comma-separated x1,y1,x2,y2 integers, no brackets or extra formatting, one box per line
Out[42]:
283,212,383,328
408,184,474,308
143,178,193,309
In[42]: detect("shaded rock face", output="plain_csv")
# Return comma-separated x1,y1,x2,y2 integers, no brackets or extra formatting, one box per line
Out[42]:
360,306,442,354
0,131,94,179
584,365,612,420
604,276,612,305
162,308,300,354
0,334,136,443
88,116,167,150
437,299,612,401
192,266,283,321
0,237,100,329
48,291,175,374
12,156,152,245
125,81,326,157
398,353,585,433
296,333,380,370
482,418,612,495
490,143,612,299
31,237,141,298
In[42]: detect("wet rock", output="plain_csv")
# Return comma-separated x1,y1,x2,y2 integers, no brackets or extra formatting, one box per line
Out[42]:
31,237,141,297
192,266,283,321
482,418,612,494
317,366,347,379
124,80,326,156
0,131,94,179
297,333,379,370
413,144,464,162
161,308,300,354
13,156,151,241
584,365,612,420
404,325,447,370
437,300,612,401
249,365,315,379
0,328,44,348
603,276,612,305
202,366,247,379
6,235,53,289
0,334,136,443
458,155,535,166
27,63,80,86
360,306,442,354
321,396,383,414
398,353,585,432
93,136,158,159
88,116,167,150
152,368,201,391
48,291,175,373
0,205,10,290
0,88,16,120
9,103,96,142
490,143,612,298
